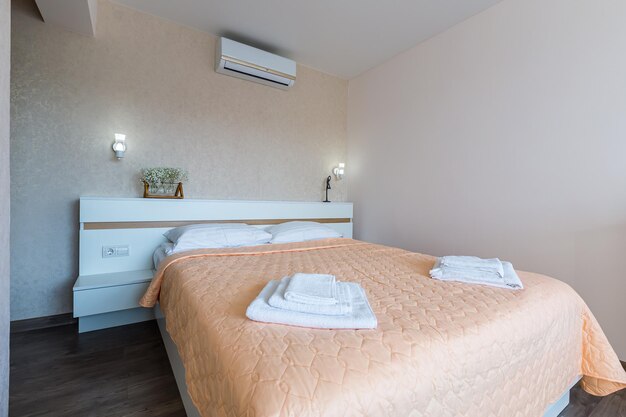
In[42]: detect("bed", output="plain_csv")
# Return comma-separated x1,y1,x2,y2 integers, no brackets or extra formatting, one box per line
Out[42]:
144,240,626,417
78,198,626,417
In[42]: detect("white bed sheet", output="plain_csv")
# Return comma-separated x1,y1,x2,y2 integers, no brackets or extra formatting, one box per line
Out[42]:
153,240,276,269
153,242,174,269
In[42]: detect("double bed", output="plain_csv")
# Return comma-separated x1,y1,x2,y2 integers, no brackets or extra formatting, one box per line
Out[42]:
78,198,626,417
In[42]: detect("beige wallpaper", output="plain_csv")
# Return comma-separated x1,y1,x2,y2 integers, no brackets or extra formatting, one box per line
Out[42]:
10,0,347,320
348,0,626,359
0,0,10,413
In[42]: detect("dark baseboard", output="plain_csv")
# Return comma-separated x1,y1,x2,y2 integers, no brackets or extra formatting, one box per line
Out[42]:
11,313,77,334
622,360,626,371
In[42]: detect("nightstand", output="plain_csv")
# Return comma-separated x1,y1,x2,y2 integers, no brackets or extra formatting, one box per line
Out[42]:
73,269,155,333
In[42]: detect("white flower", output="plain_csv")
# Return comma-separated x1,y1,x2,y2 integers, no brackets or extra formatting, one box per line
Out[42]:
140,167,188,185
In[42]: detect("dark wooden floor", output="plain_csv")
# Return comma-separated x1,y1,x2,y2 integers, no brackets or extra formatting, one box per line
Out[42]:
10,321,185,417
564,382,626,417
8,321,626,416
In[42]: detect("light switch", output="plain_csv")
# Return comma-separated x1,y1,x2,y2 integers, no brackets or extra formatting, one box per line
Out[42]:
116,246,129,256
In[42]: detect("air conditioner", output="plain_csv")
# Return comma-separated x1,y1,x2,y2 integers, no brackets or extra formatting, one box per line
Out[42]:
215,37,296,90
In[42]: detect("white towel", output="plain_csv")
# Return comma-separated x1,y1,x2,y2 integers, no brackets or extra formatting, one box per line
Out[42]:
284,273,338,305
440,256,504,277
431,260,504,284
247,280,377,329
268,276,352,316
430,259,523,290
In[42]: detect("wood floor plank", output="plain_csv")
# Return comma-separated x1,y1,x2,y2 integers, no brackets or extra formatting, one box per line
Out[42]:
588,388,626,417
9,320,626,416
9,321,185,417
559,384,603,417
559,383,626,417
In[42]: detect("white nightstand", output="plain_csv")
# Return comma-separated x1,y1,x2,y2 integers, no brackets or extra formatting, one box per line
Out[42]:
73,269,155,333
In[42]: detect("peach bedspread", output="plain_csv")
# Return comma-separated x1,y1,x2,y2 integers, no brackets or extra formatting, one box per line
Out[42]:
140,239,626,417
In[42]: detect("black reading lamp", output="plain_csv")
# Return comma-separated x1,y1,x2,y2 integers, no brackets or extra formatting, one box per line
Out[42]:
323,163,345,203
323,176,332,203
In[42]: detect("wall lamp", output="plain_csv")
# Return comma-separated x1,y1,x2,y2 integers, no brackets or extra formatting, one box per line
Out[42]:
333,162,345,180
112,133,127,160
324,163,346,203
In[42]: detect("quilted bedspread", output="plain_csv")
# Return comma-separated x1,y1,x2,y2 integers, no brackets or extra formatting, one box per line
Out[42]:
140,239,626,417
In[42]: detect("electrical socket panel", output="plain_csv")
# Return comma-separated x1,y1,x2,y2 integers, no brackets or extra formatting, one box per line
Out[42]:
102,245,130,258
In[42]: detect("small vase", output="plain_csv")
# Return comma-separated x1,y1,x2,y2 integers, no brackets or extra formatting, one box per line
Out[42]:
143,181,184,199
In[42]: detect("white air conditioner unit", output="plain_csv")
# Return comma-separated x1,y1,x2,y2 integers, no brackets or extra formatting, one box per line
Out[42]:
215,37,296,90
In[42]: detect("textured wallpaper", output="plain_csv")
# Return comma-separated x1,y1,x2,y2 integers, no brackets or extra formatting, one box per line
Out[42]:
10,0,348,320
0,0,9,413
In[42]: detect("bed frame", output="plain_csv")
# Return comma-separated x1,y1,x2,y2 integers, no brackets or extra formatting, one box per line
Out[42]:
78,197,579,417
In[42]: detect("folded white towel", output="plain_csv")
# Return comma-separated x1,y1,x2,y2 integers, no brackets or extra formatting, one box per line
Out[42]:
430,259,523,290
268,276,352,316
431,260,504,284
247,280,377,329
284,273,338,305
440,256,504,277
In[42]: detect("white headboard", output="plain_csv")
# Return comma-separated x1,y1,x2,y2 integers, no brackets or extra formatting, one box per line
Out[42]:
79,197,353,276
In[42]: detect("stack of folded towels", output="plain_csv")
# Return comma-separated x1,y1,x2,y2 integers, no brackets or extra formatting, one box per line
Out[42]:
246,273,377,329
430,256,523,289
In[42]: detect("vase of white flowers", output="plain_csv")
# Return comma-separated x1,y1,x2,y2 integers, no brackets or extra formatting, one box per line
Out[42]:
140,167,188,199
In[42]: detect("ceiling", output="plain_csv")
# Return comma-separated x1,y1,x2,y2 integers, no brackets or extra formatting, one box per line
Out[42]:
113,0,504,79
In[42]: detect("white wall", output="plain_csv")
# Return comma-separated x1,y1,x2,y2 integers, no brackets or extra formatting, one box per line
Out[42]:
348,0,626,359
10,0,347,320
0,0,9,413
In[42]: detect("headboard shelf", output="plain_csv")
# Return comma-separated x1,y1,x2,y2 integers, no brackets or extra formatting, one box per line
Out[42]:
80,197,353,224
79,197,353,275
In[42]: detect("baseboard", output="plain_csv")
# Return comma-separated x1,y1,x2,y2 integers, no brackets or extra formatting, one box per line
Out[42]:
622,361,626,371
10,313,77,333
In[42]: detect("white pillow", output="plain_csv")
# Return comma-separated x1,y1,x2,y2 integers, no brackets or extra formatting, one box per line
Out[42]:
153,242,174,268
164,223,272,254
267,221,342,244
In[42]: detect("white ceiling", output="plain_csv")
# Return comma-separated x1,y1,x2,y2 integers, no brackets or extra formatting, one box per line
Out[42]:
113,0,504,79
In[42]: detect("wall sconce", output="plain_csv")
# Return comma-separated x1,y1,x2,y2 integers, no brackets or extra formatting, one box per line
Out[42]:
112,133,127,160
332,163,345,180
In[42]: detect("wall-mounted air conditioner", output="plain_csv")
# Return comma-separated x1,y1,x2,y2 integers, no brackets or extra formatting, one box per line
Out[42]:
215,37,296,90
